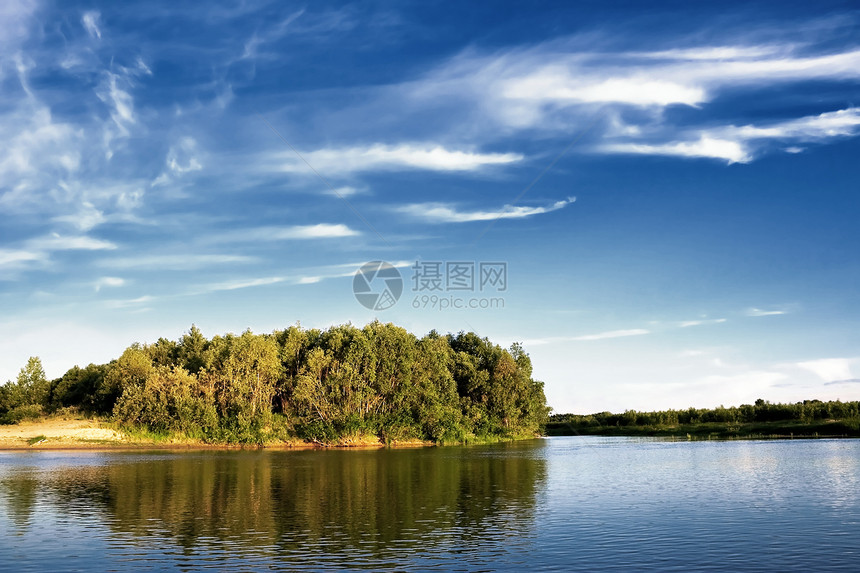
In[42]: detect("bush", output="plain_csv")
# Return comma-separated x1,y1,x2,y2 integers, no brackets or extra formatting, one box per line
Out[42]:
1,404,44,425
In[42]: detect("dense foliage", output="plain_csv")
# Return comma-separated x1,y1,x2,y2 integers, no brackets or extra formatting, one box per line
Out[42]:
0,322,549,444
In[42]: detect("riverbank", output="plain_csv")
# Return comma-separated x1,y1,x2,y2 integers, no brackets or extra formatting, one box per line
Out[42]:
0,416,487,450
0,416,435,450
545,419,860,439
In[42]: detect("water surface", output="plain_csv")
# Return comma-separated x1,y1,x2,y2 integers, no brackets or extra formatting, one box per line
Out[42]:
1,437,857,571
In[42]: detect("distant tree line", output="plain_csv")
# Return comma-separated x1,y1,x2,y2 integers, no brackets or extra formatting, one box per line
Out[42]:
0,322,549,444
549,398,860,429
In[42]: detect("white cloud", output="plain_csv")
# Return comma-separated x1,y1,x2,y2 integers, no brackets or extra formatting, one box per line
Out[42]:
201,277,286,293
0,233,115,273
52,201,105,231
135,57,152,76
27,234,116,251
797,358,853,382
410,42,860,133
106,295,154,309
597,107,860,163
574,328,651,341
212,223,361,243
152,138,203,187
501,69,705,107
81,11,101,40
397,197,575,223
271,223,359,239
166,137,202,174
99,254,254,270
746,307,786,317
0,249,44,268
525,328,651,345
94,276,125,291
601,136,751,164
96,72,136,141
731,107,860,140
0,108,82,208
393,40,860,166
278,144,522,174
190,260,414,294
679,318,727,328
634,45,785,61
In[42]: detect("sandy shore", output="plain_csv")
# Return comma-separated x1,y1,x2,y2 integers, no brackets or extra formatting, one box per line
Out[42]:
0,417,127,449
0,418,433,450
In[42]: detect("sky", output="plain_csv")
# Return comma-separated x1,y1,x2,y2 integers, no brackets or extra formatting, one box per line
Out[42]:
1,0,860,414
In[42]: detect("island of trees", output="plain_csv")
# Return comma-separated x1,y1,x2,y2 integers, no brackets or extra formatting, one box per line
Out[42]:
0,322,549,445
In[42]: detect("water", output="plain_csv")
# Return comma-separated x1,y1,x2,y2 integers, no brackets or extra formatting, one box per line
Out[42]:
0,437,857,572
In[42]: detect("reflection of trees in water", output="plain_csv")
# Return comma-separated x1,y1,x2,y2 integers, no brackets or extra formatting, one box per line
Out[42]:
0,471,40,533
1,443,546,562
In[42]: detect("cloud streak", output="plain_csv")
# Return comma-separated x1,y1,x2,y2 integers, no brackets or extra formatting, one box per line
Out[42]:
99,254,255,270
601,107,860,163
397,197,575,223
212,223,361,243
746,307,787,317
277,144,522,174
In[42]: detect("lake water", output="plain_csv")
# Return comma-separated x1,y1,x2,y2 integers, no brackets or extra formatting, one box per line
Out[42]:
1,437,858,572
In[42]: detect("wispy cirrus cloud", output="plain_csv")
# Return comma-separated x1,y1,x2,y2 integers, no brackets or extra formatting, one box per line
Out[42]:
151,137,203,187
728,107,860,140
27,234,117,252
191,260,413,294
397,197,574,223
105,295,154,309
81,11,102,40
746,307,787,317
1,231,117,275
574,328,651,341
524,328,651,345
98,254,255,271
602,107,860,163
212,223,361,243
679,318,727,328
94,276,125,291
408,40,860,130
200,277,287,293
0,249,44,269
277,144,522,174
1,6,154,249
602,136,750,164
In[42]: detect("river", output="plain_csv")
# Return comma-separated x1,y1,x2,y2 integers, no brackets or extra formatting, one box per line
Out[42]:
1,437,858,571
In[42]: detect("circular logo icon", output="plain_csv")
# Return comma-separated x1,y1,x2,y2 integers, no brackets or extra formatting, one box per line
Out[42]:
353,261,403,310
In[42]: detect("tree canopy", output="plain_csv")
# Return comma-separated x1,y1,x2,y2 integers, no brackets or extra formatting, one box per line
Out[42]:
0,322,550,444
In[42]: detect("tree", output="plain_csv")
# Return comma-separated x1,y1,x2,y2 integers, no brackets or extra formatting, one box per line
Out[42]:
178,324,209,374
0,357,50,423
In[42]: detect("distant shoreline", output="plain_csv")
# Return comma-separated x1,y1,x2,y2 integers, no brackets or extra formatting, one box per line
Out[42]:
547,399,860,440
545,420,860,439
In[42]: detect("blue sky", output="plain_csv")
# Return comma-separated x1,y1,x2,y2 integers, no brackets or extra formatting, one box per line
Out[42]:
2,0,860,413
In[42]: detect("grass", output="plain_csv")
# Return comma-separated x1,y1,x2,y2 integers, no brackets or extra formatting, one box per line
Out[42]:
26,435,47,446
